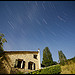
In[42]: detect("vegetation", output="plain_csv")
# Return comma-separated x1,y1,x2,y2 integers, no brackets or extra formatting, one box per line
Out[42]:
0,33,8,64
61,60,75,74
26,57,75,74
27,65,61,74
0,33,10,74
0,33,7,57
42,47,53,67
53,61,58,65
0,57,9,74
58,50,67,66
60,56,75,66
66,56,75,63
14,70,24,74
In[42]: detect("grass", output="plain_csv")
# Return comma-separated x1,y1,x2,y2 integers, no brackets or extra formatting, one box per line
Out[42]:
26,65,61,74
61,62,75,74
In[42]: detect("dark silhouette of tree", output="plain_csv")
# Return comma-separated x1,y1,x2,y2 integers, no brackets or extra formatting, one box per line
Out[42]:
53,61,57,65
42,47,53,67
58,50,67,65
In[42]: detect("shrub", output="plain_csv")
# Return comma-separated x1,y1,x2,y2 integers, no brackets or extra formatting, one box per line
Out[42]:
27,65,61,74
53,61,58,65
16,71,24,74
60,60,65,66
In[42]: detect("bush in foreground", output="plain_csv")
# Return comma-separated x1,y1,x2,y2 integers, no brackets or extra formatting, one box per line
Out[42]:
27,65,61,74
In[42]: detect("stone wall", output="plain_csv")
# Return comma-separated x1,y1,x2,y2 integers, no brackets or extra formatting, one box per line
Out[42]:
5,52,39,72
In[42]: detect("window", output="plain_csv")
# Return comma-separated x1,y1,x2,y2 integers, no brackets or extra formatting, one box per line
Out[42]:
14,59,25,69
28,61,35,70
34,55,37,59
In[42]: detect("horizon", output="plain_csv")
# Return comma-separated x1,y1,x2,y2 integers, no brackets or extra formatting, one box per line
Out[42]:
0,1,75,63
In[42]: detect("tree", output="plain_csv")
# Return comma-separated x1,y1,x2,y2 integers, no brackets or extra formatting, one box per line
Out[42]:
53,61,58,65
42,47,53,67
0,33,7,53
58,50,67,65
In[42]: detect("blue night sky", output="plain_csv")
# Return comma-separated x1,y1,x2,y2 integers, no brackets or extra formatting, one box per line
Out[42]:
0,1,75,63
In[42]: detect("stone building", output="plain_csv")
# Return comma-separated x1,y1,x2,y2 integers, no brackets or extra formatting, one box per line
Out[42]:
4,49,41,73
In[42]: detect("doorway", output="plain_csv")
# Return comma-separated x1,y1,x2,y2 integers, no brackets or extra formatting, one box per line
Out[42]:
28,61,35,70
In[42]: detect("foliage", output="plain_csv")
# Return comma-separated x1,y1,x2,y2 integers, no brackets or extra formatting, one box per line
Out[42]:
0,33,7,53
58,56,75,66
27,65,61,74
42,47,53,67
16,71,24,74
58,50,67,65
63,56,75,65
53,61,58,65
60,60,65,66
67,56,75,63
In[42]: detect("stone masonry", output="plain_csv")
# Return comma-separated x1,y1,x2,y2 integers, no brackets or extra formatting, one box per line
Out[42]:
4,49,41,73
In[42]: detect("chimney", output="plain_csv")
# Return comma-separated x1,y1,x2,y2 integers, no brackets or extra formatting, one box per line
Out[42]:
38,48,41,69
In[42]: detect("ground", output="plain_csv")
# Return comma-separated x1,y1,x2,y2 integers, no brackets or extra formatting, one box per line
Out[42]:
61,62,75,74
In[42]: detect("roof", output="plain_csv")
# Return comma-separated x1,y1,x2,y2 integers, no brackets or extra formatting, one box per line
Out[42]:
4,51,38,54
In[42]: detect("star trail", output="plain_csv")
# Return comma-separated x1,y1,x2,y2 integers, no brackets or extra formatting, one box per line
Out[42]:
0,1,75,63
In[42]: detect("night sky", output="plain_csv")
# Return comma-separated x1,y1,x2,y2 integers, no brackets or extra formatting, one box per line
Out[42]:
0,1,75,63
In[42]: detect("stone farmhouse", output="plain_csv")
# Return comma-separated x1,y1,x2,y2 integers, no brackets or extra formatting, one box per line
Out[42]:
4,48,41,73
